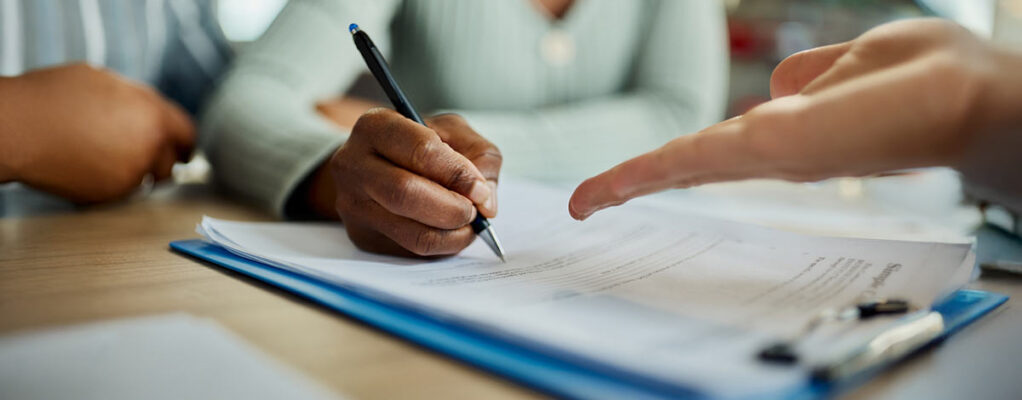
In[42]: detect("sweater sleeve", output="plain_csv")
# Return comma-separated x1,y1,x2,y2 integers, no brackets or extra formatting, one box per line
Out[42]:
198,0,400,215
452,0,728,181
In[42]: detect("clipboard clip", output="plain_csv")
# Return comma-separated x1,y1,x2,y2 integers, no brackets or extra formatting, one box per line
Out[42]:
810,310,944,382
758,298,913,364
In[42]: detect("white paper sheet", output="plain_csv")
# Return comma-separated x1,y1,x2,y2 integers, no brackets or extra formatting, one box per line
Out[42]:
197,180,973,398
0,314,341,400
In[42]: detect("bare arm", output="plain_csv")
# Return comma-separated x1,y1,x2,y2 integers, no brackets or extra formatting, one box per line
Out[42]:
570,19,1022,220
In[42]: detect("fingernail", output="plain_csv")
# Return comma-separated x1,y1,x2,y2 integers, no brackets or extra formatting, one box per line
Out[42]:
468,180,491,205
568,201,587,220
576,205,607,221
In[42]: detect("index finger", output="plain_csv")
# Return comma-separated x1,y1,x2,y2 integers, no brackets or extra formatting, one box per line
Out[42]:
568,115,761,220
427,114,502,217
356,109,492,208
426,114,503,182
570,62,954,221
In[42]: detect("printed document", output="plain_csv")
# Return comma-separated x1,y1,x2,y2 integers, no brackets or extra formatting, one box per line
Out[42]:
197,180,972,397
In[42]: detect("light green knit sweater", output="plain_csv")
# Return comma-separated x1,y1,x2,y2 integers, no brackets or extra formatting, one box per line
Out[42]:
200,0,728,215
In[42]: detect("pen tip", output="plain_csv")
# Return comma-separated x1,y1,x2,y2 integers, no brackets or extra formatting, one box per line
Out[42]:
348,23,359,34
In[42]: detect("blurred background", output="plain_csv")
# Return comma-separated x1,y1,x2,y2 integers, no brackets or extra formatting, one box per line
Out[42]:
215,0,1022,118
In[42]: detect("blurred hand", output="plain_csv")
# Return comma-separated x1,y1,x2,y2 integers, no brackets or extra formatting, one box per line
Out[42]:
316,96,383,129
0,63,194,203
329,109,501,257
570,19,1022,220
291,97,385,219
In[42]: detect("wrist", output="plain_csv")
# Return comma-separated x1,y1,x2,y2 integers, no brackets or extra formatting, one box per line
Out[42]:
985,47,1021,126
283,162,339,220
305,163,339,219
954,45,1022,176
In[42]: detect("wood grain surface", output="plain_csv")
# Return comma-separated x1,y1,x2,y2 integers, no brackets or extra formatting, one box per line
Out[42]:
0,184,538,400
2,183,1019,400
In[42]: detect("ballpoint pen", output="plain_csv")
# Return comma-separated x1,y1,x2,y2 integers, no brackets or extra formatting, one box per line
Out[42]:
348,23,507,262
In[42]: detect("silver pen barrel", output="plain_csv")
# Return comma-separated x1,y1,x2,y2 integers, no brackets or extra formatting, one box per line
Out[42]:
477,225,506,263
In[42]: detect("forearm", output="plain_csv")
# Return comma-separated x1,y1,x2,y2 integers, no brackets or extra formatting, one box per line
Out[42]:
957,46,1022,213
0,147,15,183
200,71,346,215
199,0,400,216
0,158,13,183
0,78,15,182
0,76,29,183
976,46,1022,133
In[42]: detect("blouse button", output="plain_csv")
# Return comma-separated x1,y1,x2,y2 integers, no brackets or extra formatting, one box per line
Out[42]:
540,28,575,67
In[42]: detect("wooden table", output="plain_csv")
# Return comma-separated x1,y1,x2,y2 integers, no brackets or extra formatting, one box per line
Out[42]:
2,183,1020,400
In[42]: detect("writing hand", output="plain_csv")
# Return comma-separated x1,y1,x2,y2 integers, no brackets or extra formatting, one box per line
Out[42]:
329,110,501,257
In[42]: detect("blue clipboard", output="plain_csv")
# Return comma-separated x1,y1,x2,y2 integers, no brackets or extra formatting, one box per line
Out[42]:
170,239,1008,400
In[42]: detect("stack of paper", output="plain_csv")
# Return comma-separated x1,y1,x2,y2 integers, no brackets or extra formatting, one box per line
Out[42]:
196,181,973,398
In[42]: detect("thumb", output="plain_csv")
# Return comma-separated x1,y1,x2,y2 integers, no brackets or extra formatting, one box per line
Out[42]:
770,42,853,98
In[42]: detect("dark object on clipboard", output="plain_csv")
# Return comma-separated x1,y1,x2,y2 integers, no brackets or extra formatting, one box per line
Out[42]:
757,298,915,374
